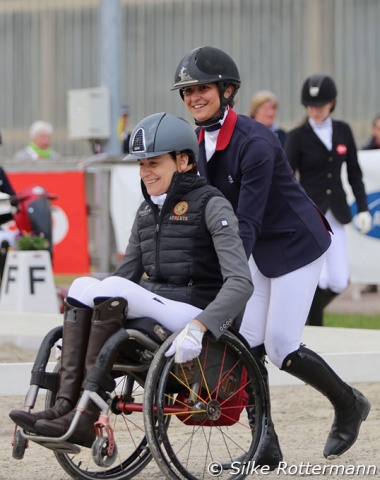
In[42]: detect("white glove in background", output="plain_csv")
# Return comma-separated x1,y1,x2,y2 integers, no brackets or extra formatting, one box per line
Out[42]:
165,322,204,364
354,211,372,234
55,338,62,360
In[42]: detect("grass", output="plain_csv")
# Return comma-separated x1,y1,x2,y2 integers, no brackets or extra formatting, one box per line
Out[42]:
324,312,380,330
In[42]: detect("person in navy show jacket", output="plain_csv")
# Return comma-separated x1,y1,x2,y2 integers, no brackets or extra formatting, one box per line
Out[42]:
172,46,370,467
285,75,372,324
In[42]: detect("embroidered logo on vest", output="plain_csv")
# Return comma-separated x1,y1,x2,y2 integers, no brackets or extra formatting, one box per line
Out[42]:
173,201,189,216
139,204,151,217
170,201,189,221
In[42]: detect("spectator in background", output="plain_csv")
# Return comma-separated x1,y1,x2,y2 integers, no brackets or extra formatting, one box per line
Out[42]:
0,132,17,247
360,113,380,294
249,90,286,147
0,167,17,248
0,166,15,197
0,129,15,196
117,104,132,154
285,74,372,325
14,121,60,161
362,114,380,150
0,130,16,198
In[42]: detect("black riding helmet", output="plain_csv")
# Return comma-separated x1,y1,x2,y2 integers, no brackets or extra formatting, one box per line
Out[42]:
125,112,199,166
172,46,241,127
301,74,337,112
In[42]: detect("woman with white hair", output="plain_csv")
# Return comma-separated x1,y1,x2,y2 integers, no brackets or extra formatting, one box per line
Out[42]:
14,121,60,161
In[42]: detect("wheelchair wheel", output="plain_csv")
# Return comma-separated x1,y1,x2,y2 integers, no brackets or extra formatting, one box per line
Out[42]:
12,430,27,460
143,330,269,480
46,361,152,480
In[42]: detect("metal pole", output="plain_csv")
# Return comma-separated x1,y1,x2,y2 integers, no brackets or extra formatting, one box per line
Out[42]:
96,0,121,272
99,0,121,155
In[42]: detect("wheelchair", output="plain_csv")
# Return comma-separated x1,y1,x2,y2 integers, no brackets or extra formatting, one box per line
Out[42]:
11,317,269,479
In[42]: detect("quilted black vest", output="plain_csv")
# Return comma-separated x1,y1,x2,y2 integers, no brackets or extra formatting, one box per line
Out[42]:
138,173,224,309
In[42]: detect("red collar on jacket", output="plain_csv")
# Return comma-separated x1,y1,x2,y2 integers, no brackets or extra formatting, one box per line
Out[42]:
198,108,238,150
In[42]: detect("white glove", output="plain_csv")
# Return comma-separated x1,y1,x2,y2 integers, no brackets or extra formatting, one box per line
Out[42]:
354,211,372,234
165,323,204,364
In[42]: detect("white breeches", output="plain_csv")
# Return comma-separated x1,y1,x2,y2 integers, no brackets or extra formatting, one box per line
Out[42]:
68,276,202,333
318,210,349,293
239,254,325,368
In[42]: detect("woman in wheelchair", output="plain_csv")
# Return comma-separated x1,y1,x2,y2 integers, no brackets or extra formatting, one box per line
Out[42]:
9,113,253,448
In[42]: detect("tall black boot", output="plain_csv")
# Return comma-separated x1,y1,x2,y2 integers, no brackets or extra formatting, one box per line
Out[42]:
34,297,127,447
281,345,371,458
307,287,338,326
9,299,93,433
222,345,282,470
247,345,283,468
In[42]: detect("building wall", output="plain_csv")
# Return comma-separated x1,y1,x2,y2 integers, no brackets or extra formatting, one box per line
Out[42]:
0,0,379,157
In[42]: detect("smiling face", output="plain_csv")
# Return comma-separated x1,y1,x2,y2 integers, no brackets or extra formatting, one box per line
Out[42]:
182,84,221,124
182,83,235,123
306,101,335,123
139,153,188,196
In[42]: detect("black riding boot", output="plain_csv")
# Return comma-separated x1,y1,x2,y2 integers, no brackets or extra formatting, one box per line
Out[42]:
281,345,371,458
307,287,338,326
9,299,93,433
247,345,283,468
34,297,127,447
222,344,282,470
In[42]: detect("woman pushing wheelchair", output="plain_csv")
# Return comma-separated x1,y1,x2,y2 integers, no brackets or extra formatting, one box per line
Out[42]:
9,112,253,447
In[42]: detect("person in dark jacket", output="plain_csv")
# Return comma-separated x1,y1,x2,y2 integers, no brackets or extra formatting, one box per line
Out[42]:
172,46,370,466
285,75,372,322
0,165,17,247
360,113,380,294
0,167,15,197
9,113,252,447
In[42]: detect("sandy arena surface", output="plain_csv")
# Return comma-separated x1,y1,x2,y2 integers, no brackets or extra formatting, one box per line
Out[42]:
1,345,379,479
2,284,379,479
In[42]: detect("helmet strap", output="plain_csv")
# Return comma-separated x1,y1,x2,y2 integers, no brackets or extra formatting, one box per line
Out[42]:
194,114,223,128
194,82,238,128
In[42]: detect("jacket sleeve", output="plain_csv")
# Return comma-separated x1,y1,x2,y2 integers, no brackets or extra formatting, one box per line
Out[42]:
344,124,368,212
194,196,254,339
284,128,300,173
112,214,144,283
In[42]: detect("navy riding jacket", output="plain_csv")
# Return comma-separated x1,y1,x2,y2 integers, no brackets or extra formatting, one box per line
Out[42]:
196,109,331,278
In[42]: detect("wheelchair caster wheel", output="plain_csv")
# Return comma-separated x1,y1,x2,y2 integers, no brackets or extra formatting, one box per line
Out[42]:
12,430,27,460
92,436,118,467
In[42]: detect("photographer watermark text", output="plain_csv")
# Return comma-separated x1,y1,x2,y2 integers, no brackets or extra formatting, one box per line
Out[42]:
207,460,378,476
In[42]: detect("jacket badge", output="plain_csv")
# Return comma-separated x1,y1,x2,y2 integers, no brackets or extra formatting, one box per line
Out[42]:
170,201,189,221
173,201,189,216
336,144,347,155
